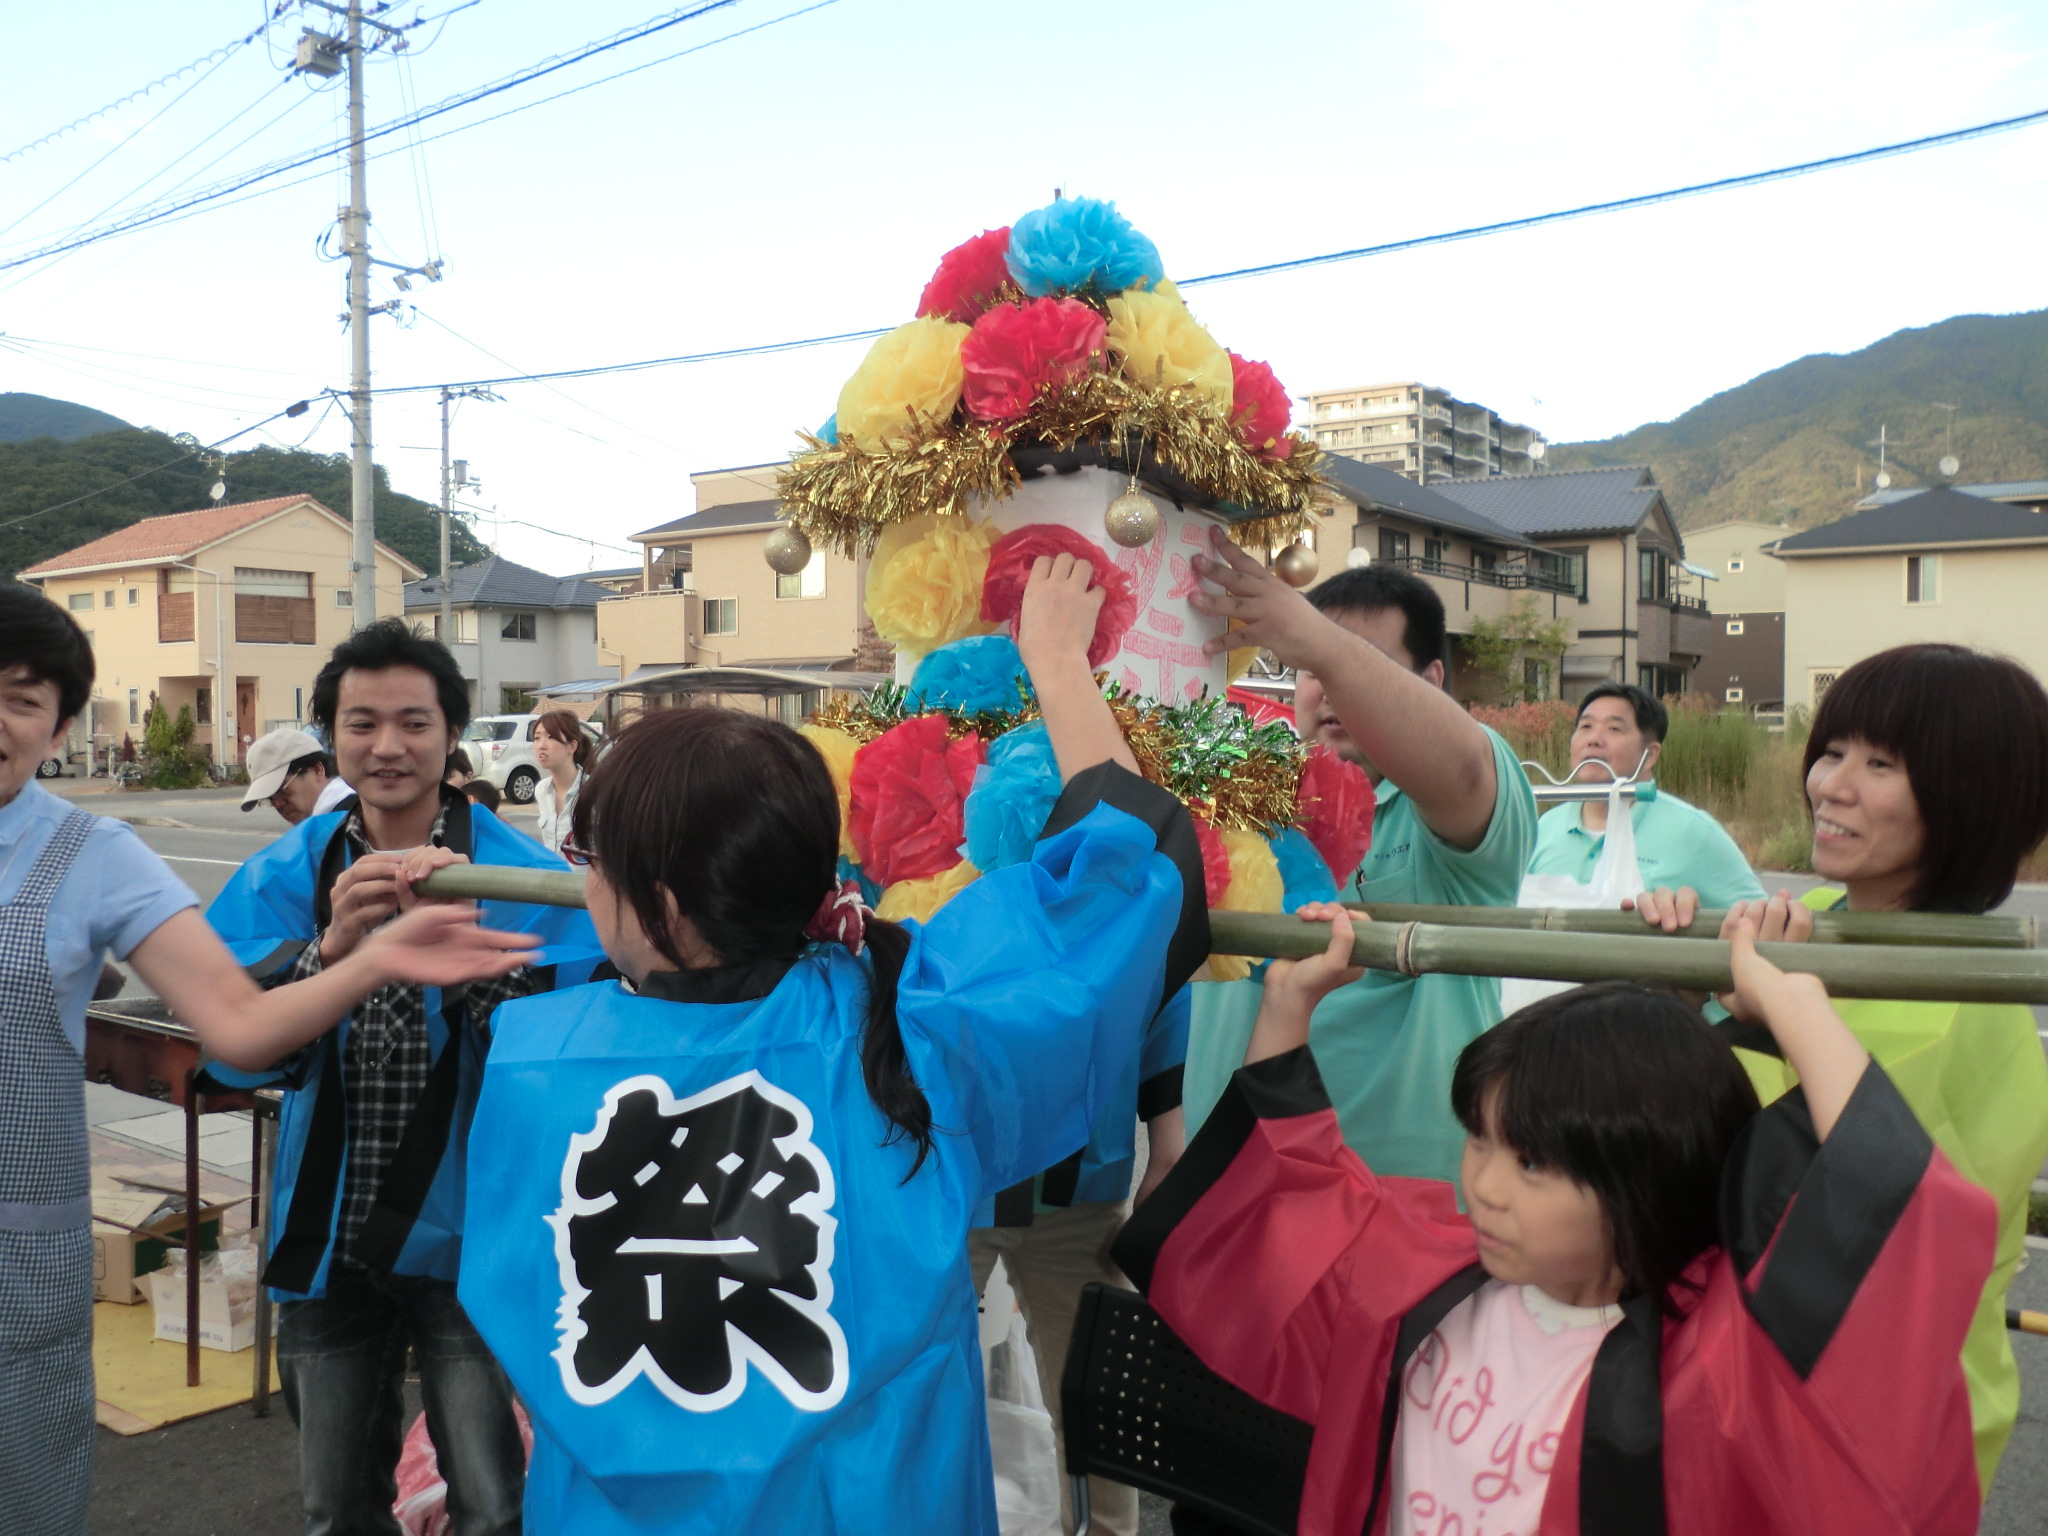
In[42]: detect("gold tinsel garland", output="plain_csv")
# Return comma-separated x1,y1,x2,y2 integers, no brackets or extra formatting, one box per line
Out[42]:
777,373,1324,559
810,684,1302,834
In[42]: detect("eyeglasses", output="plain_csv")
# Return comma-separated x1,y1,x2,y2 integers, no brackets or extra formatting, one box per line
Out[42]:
560,836,595,868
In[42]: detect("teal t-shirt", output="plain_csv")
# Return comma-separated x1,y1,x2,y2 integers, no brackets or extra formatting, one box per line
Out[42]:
1182,727,1536,1182
1527,790,1764,909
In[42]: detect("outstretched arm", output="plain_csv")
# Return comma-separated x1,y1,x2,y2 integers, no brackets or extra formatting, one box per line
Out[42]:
1724,893,1866,1139
130,903,540,1072
1190,529,1497,849
1246,903,1365,1065
1015,551,1140,782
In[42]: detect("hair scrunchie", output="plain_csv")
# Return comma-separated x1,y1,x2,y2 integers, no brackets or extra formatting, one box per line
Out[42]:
804,878,869,957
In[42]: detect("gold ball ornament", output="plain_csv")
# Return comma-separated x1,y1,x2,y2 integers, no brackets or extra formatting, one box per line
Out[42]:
1104,489,1162,548
1273,542,1319,588
763,523,814,576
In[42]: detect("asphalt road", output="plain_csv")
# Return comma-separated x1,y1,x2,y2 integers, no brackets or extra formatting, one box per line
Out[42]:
59,781,2048,1534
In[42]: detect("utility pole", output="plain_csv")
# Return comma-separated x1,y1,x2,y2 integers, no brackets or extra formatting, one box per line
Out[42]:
344,0,377,623
436,385,499,649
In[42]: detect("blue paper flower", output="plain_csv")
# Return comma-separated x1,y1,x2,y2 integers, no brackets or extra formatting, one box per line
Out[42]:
962,722,1062,872
1005,197,1164,298
817,412,839,446
1270,826,1338,913
905,635,1032,716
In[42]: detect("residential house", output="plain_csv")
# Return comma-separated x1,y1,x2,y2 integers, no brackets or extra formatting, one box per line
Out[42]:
1852,478,2048,515
402,554,612,714
1431,467,1714,699
1317,455,1579,698
1303,382,1546,483
20,494,417,763
1774,487,2048,710
579,564,645,596
1681,520,1788,712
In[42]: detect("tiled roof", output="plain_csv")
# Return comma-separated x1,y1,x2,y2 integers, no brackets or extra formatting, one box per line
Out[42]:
632,499,783,542
402,554,611,610
1773,488,2048,555
20,494,331,575
1431,466,1664,537
1853,478,2048,511
1318,456,1539,549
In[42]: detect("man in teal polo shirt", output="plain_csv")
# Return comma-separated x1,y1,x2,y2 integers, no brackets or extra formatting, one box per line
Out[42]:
1533,683,1764,908
1181,534,1535,1183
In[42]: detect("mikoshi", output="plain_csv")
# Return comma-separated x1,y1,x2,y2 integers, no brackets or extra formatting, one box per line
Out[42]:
414,865,2048,1006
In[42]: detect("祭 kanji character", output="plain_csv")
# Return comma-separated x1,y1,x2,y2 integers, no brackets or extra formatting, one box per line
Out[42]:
549,1070,848,1413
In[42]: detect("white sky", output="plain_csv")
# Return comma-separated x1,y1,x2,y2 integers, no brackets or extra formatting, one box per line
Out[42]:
2,0,2043,580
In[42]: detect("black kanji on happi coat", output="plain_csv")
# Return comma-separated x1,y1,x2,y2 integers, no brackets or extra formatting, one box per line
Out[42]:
551,1071,847,1412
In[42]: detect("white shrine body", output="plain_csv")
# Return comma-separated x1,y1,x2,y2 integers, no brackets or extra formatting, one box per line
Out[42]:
892,466,1232,704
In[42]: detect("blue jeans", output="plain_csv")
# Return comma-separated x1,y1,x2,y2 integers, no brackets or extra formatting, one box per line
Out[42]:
278,1269,523,1536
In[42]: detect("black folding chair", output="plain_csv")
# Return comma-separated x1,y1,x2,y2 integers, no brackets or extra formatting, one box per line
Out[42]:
1059,1282,1314,1536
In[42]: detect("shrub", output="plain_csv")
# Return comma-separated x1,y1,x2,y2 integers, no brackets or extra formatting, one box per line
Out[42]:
137,701,211,790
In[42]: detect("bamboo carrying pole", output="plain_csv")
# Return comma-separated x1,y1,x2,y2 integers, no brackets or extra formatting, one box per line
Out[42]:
416,867,2048,1006
1342,903,2036,949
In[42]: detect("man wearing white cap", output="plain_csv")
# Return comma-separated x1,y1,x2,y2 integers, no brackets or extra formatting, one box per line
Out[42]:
241,727,353,827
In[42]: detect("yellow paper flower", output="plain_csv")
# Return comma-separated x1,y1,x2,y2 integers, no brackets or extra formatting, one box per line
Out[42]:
1226,617,1258,682
798,723,861,858
876,859,980,925
864,513,1000,658
1105,287,1232,411
836,317,970,448
1207,830,1285,982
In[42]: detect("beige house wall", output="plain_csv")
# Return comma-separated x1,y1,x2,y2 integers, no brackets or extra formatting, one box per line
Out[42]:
1783,543,2048,710
1685,521,1787,613
36,507,411,761
687,465,785,513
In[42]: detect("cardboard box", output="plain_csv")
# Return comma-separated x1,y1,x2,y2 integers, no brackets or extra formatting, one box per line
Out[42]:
145,1258,258,1354
91,1192,232,1305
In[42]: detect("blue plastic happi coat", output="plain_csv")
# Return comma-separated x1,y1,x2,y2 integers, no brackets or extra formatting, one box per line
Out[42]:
459,765,1207,1534
203,793,605,1298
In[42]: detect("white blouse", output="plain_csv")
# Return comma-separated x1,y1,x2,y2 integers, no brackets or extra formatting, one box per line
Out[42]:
533,769,583,855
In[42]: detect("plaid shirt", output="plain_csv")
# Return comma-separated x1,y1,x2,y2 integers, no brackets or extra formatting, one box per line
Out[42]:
277,802,538,1269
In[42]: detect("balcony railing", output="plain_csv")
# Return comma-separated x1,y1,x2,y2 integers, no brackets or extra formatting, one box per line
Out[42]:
1381,555,1578,596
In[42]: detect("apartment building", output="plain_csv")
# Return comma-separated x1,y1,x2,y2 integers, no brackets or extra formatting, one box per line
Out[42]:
1303,382,1545,484
402,555,612,713
20,494,417,763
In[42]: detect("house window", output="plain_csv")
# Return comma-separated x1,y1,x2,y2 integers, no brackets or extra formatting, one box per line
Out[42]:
1638,548,1672,602
196,687,211,725
703,597,738,635
67,592,94,612
1473,550,1498,573
1727,557,1744,573
1423,538,1446,566
294,687,303,721
335,588,352,607
127,587,138,606
499,684,537,714
127,688,140,725
1378,529,1410,562
103,590,114,608
1726,619,1745,636
1905,554,1939,604
501,612,537,641
1725,687,1745,704
235,568,315,644
776,550,827,600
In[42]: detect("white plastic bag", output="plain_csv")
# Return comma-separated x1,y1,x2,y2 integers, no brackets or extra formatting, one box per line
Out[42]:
983,1302,1062,1536
1501,783,1644,1015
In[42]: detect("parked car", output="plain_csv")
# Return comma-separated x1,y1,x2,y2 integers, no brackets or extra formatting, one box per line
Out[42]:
459,714,604,804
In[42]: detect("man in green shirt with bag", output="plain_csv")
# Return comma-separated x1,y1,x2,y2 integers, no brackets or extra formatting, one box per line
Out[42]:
1180,533,1535,1183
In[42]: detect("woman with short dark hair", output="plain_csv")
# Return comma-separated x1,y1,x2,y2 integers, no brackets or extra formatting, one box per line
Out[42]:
1722,643,2048,1488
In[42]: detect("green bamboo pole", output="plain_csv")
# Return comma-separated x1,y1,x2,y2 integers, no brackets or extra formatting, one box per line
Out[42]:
1209,911,2048,1007
419,867,2048,1004
1342,903,2035,950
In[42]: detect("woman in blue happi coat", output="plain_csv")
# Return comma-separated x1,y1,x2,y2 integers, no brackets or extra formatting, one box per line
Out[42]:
437,553,1209,1534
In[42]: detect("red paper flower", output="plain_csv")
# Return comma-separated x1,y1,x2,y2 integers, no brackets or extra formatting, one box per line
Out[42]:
1191,814,1231,906
916,228,1014,326
1295,745,1375,885
1228,352,1293,460
960,298,1106,422
847,716,986,887
979,524,1137,669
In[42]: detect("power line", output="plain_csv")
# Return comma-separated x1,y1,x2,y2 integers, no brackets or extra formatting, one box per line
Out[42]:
0,0,753,273
348,99,2048,397
0,22,276,163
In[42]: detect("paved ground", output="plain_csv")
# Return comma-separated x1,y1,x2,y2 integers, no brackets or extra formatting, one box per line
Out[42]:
61,781,2048,1533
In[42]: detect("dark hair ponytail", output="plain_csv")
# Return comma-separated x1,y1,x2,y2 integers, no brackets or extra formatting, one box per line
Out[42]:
573,707,936,1175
